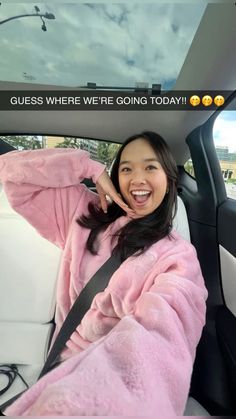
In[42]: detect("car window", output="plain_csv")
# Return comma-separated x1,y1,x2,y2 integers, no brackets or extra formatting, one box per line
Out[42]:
213,110,236,200
184,159,195,178
0,135,121,168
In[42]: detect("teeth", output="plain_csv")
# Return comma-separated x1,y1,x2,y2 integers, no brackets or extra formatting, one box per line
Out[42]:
131,191,150,196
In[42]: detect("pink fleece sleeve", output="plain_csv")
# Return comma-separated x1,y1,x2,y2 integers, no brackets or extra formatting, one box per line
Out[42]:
0,148,105,248
129,243,207,414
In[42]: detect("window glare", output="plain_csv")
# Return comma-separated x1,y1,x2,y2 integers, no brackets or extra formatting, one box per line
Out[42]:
213,110,236,200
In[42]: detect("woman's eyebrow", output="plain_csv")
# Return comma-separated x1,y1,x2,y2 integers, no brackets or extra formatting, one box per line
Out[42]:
144,158,159,162
119,158,159,166
119,160,130,166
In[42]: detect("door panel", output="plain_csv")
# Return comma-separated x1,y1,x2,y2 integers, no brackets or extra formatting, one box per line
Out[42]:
219,245,236,316
218,201,236,257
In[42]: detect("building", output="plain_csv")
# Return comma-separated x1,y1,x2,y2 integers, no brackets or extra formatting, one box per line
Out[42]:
229,152,236,162
43,136,64,148
215,146,236,179
78,138,99,160
216,146,229,161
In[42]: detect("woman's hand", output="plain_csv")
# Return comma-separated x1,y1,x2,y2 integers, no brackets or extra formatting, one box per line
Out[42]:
96,170,136,217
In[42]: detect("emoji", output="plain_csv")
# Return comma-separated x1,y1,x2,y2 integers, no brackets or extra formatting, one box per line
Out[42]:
190,95,200,107
202,95,213,106
214,95,225,106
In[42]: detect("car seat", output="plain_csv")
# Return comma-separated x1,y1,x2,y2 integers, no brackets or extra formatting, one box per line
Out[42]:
0,184,61,405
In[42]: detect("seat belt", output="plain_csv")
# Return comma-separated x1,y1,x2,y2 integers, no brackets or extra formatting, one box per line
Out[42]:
38,251,122,378
0,250,123,413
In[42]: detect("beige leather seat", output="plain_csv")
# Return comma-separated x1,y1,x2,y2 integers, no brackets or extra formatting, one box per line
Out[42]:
0,184,61,405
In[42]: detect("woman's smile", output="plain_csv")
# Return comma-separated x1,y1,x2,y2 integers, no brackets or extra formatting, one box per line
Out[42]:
130,189,152,207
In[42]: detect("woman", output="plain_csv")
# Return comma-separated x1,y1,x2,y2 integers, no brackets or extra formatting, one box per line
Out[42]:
0,131,207,416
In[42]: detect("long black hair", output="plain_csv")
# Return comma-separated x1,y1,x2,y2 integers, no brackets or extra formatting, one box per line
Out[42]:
77,131,178,261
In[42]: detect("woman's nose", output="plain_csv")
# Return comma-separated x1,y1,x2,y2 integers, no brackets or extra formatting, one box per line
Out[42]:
130,174,146,185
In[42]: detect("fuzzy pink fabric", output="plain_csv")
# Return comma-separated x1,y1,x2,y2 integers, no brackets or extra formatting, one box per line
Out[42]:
0,148,208,415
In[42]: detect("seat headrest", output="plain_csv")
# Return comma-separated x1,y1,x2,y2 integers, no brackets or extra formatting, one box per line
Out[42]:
173,196,190,242
0,184,18,215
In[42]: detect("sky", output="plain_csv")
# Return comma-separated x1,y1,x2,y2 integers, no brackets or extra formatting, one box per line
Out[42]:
0,2,205,89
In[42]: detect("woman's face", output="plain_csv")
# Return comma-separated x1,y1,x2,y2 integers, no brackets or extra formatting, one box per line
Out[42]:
118,138,168,217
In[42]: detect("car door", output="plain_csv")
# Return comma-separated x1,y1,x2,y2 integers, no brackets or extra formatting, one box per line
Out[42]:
178,94,236,415
214,102,236,415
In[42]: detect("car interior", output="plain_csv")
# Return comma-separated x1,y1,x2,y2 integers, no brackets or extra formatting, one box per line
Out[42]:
0,1,236,416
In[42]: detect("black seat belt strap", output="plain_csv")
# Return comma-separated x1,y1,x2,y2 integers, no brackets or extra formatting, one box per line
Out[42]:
38,251,122,379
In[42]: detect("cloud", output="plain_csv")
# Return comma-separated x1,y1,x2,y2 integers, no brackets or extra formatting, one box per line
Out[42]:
0,2,205,89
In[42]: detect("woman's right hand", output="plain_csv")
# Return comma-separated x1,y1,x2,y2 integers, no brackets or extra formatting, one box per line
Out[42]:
96,170,136,217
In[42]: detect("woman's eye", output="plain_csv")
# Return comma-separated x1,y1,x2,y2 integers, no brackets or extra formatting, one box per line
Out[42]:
120,167,131,172
146,165,157,170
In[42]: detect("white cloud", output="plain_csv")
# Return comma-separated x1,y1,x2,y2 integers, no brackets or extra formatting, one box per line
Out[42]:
0,2,205,88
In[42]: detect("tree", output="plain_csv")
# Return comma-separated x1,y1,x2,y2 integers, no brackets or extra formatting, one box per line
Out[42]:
184,160,195,178
97,142,120,167
2,135,42,150
55,137,120,166
55,137,80,149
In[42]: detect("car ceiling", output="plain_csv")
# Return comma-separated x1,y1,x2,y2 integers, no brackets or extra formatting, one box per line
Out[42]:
0,2,235,165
